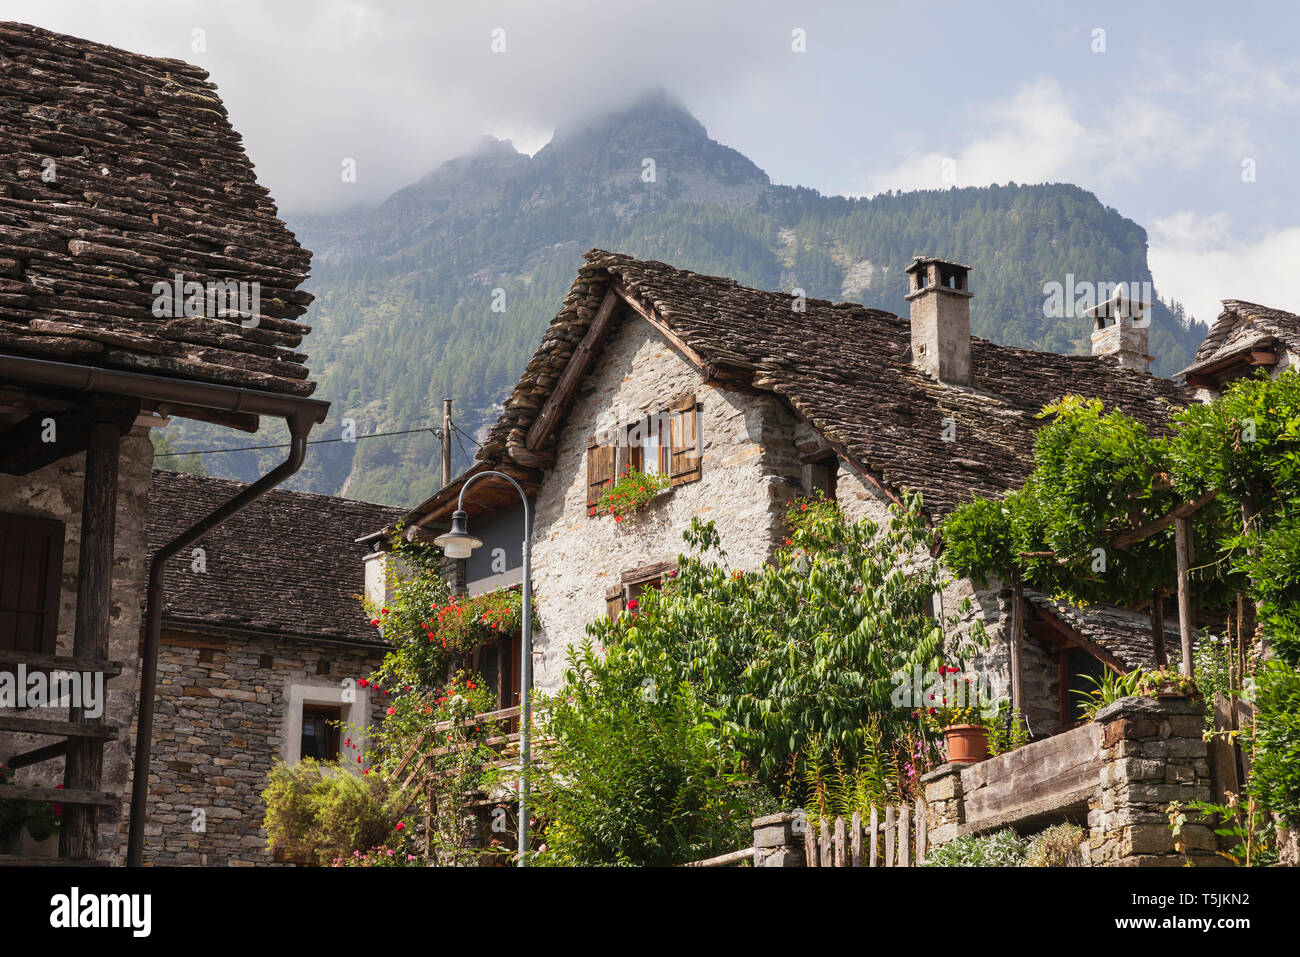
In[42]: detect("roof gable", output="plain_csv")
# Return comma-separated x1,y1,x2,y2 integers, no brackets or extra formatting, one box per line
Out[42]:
0,22,315,396
1180,299,1300,380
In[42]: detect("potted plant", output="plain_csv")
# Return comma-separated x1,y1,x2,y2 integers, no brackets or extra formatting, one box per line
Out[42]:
921,668,990,764
1136,668,1200,700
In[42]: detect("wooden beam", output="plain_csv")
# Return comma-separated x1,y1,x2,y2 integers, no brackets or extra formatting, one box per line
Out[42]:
1174,516,1194,678
1111,489,1218,549
611,282,711,369
524,289,621,451
0,395,137,475
61,414,121,860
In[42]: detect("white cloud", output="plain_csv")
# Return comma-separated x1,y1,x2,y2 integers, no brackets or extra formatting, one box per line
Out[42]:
859,77,1222,195
1149,211,1300,324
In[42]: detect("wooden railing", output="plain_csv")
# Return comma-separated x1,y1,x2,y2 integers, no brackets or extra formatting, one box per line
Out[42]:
804,798,928,867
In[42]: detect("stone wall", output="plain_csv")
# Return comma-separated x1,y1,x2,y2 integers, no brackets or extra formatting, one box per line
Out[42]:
115,630,385,866
918,695,1222,867
1087,695,1222,866
0,424,153,861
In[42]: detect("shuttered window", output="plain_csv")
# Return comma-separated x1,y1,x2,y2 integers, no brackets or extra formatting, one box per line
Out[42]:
667,392,701,486
0,513,65,654
586,435,617,515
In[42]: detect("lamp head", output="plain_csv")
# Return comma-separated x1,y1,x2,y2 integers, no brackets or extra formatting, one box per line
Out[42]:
432,509,482,560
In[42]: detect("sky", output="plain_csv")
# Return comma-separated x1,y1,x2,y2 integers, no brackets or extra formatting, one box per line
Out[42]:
4,0,1299,326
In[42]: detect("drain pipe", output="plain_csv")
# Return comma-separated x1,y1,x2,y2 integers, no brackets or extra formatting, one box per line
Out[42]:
126,423,312,866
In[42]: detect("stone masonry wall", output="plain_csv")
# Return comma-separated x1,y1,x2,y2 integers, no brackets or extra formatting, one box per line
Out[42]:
1087,695,1222,866
115,631,385,866
0,424,153,861
530,313,818,690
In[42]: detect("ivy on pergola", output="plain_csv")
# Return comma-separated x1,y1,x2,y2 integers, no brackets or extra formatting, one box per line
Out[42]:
940,375,1300,684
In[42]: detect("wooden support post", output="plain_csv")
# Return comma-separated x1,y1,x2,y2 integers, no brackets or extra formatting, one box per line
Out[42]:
1174,516,1194,678
441,398,453,489
1010,574,1024,712
61,416,121,860
1151,591,1167,668
849,811,862,867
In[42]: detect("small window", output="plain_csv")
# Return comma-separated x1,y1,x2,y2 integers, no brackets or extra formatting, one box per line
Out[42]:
300,704,342,761
607,561,676,620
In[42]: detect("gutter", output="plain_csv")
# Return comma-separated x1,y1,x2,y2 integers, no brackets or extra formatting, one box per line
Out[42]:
0,353,329,866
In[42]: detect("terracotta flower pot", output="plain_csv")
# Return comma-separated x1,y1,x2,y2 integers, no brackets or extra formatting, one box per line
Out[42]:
943,724,989,764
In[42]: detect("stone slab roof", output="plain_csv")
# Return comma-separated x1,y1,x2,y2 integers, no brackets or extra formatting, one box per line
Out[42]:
480,249,1192,518
148,470,404,645
1180,299,1300,377
0,22,316,396
1026,591,1188,672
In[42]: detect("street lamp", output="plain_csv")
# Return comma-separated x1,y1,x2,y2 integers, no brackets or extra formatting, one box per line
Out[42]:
433,470,533,866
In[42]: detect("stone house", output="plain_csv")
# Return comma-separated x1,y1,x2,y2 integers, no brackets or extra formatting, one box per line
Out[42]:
1180,299,1300,394
0,23,327,864
385,249,1194,737
122,470,402,865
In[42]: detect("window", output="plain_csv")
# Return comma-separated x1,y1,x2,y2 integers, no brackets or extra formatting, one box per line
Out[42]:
804,452,838,501
300,704,342,761
586,392,701,516
0,513,65,654
282,682,370,765
606,560,676,620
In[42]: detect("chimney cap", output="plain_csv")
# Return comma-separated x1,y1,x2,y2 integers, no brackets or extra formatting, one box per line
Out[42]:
905,255,973,274
1080,290,1152,320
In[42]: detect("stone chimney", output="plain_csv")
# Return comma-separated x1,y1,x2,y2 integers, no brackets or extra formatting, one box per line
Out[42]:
904,256,973,385
1084,289,1151,373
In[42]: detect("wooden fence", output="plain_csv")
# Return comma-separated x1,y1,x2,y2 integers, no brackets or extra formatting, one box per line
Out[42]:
803,798,927,866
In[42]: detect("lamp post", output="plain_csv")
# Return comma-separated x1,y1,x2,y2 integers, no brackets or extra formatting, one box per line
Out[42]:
433,470,533,866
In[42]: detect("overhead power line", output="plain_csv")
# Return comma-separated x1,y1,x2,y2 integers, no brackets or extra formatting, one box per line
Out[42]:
154,425,443,457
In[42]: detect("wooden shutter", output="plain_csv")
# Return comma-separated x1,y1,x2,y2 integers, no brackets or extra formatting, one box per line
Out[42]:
0,513,65,654
668,392,701,486
586,435,616,514
605,585,625,622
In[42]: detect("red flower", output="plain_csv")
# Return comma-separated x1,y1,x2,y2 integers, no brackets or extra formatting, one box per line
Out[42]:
386,707,395,716
369,619,380,628
381,608,390,615
467,682,476,690
395,822,405,831
626,599,638,610
357,678,369,687
363,768,371,775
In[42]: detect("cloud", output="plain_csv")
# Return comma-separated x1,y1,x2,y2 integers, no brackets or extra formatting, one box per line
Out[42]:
1149,211,1300,324
858,77,1222,195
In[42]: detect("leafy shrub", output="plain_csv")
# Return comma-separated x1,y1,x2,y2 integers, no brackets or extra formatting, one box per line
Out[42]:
529,641,752,867
1249,662,1300,828
1073,668,1144,721
923,828,1029,866
262,759,395,866
1026,823,1085,866
590,494,963,788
